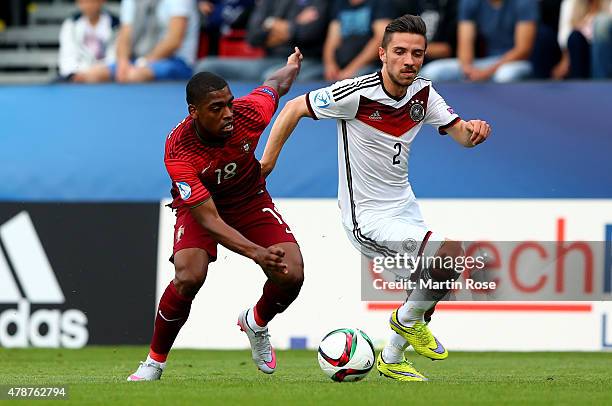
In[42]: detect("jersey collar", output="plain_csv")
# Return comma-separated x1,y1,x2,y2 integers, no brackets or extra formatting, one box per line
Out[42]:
378,71,407,102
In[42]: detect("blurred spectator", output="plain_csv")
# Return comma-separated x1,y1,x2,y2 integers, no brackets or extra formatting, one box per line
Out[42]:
592,3,612,77
198,0,255,55
195,0,328,81
78,0,199,83
323,0,393,82
388,0,458,62
420,0,538,82
530,0,563,79
58,0,119,82
554,0,612,78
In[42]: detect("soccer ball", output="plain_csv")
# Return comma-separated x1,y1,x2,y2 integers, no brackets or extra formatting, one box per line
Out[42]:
317,328,375,382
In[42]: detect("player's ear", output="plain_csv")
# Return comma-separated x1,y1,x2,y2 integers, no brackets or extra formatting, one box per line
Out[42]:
378,46,385,64
188,104,198,119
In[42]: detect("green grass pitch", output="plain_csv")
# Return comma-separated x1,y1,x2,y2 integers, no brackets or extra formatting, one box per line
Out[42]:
1,347,611,405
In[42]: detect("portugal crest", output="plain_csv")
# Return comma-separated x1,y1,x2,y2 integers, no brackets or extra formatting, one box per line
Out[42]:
409,100,425,122
241,139,251,153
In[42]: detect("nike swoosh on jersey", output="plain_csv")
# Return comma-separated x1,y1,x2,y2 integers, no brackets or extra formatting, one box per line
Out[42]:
201,163,213,174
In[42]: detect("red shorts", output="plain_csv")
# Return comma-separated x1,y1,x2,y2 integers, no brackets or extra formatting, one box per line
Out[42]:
172,192,297,262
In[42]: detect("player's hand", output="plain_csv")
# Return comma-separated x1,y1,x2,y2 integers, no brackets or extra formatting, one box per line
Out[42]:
465,120,491,146
254,246,288,274
287,47,303,69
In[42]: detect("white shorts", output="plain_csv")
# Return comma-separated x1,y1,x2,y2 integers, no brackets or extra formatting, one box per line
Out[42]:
343,199,444,262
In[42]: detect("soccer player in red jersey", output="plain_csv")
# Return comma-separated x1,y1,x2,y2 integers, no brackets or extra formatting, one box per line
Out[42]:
127,48,304,381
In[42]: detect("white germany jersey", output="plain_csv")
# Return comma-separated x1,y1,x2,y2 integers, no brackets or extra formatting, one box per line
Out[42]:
306,71,459,233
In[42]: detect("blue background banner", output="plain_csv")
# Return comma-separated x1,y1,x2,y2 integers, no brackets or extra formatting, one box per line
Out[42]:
1,82,610,201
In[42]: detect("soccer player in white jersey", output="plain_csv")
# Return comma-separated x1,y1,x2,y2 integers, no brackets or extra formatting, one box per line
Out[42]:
261,14,491,381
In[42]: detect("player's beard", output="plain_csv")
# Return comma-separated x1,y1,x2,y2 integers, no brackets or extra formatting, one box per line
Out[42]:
389,67,418,88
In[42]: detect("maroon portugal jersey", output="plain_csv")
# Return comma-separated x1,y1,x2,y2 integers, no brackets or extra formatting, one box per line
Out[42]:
164,86,279,213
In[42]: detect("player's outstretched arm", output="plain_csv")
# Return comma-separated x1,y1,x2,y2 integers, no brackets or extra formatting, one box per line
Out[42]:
190,199,288,274
260,94,312,178
262,47,303,97
446,119,492,148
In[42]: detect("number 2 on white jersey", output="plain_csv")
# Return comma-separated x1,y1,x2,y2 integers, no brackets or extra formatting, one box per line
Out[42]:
392,142,402,165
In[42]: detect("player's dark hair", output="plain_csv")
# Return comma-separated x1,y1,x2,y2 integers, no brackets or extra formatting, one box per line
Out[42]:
381,14,427,49
186,72,228,105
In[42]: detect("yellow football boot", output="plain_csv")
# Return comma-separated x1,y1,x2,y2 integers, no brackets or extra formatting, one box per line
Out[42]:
389,309,448,360
376,353,428,382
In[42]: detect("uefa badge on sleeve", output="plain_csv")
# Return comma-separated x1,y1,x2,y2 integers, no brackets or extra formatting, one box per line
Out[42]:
314,90,332,108
409,100,425,122
176,182,192,200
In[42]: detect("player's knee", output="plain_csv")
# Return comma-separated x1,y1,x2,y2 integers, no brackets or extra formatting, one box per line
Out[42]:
281,258,304,291
173,263,206,298
287,263,305,290
430,240,465,280
436,240,464,259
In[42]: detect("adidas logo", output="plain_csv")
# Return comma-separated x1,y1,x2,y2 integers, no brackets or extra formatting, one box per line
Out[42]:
365,359,372,368
0,212,88,348
368,110,383,120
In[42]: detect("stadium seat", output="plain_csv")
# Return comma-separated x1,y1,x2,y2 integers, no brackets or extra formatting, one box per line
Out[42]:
218,29,264,58
197,31,210,59
27,2,120,25
0,25,62,48
0,49,58,83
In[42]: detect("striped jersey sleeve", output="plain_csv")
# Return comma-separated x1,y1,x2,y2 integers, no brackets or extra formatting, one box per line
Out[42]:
424,85,460,135
234,86,279,129
305,73,380,120
165,158,210,208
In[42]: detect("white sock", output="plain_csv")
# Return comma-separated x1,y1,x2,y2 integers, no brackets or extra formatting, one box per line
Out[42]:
397,298,435,327
381,333,408,364
146,355,166,369
247,308,266,331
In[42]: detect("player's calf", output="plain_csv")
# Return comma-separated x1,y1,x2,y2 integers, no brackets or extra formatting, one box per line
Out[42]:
256,242,304,324
391,240,464,361
173,248,209,297
127,249,209,381
428,240,465,287
238,243,304,374
399,240,465,326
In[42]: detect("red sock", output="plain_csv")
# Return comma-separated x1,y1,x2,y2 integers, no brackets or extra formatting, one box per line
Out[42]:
254,279,301,326
149,281,193,362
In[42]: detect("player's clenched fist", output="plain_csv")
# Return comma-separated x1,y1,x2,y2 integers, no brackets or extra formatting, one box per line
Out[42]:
465,120,491,146
254,246,288,274
287,47,303,68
